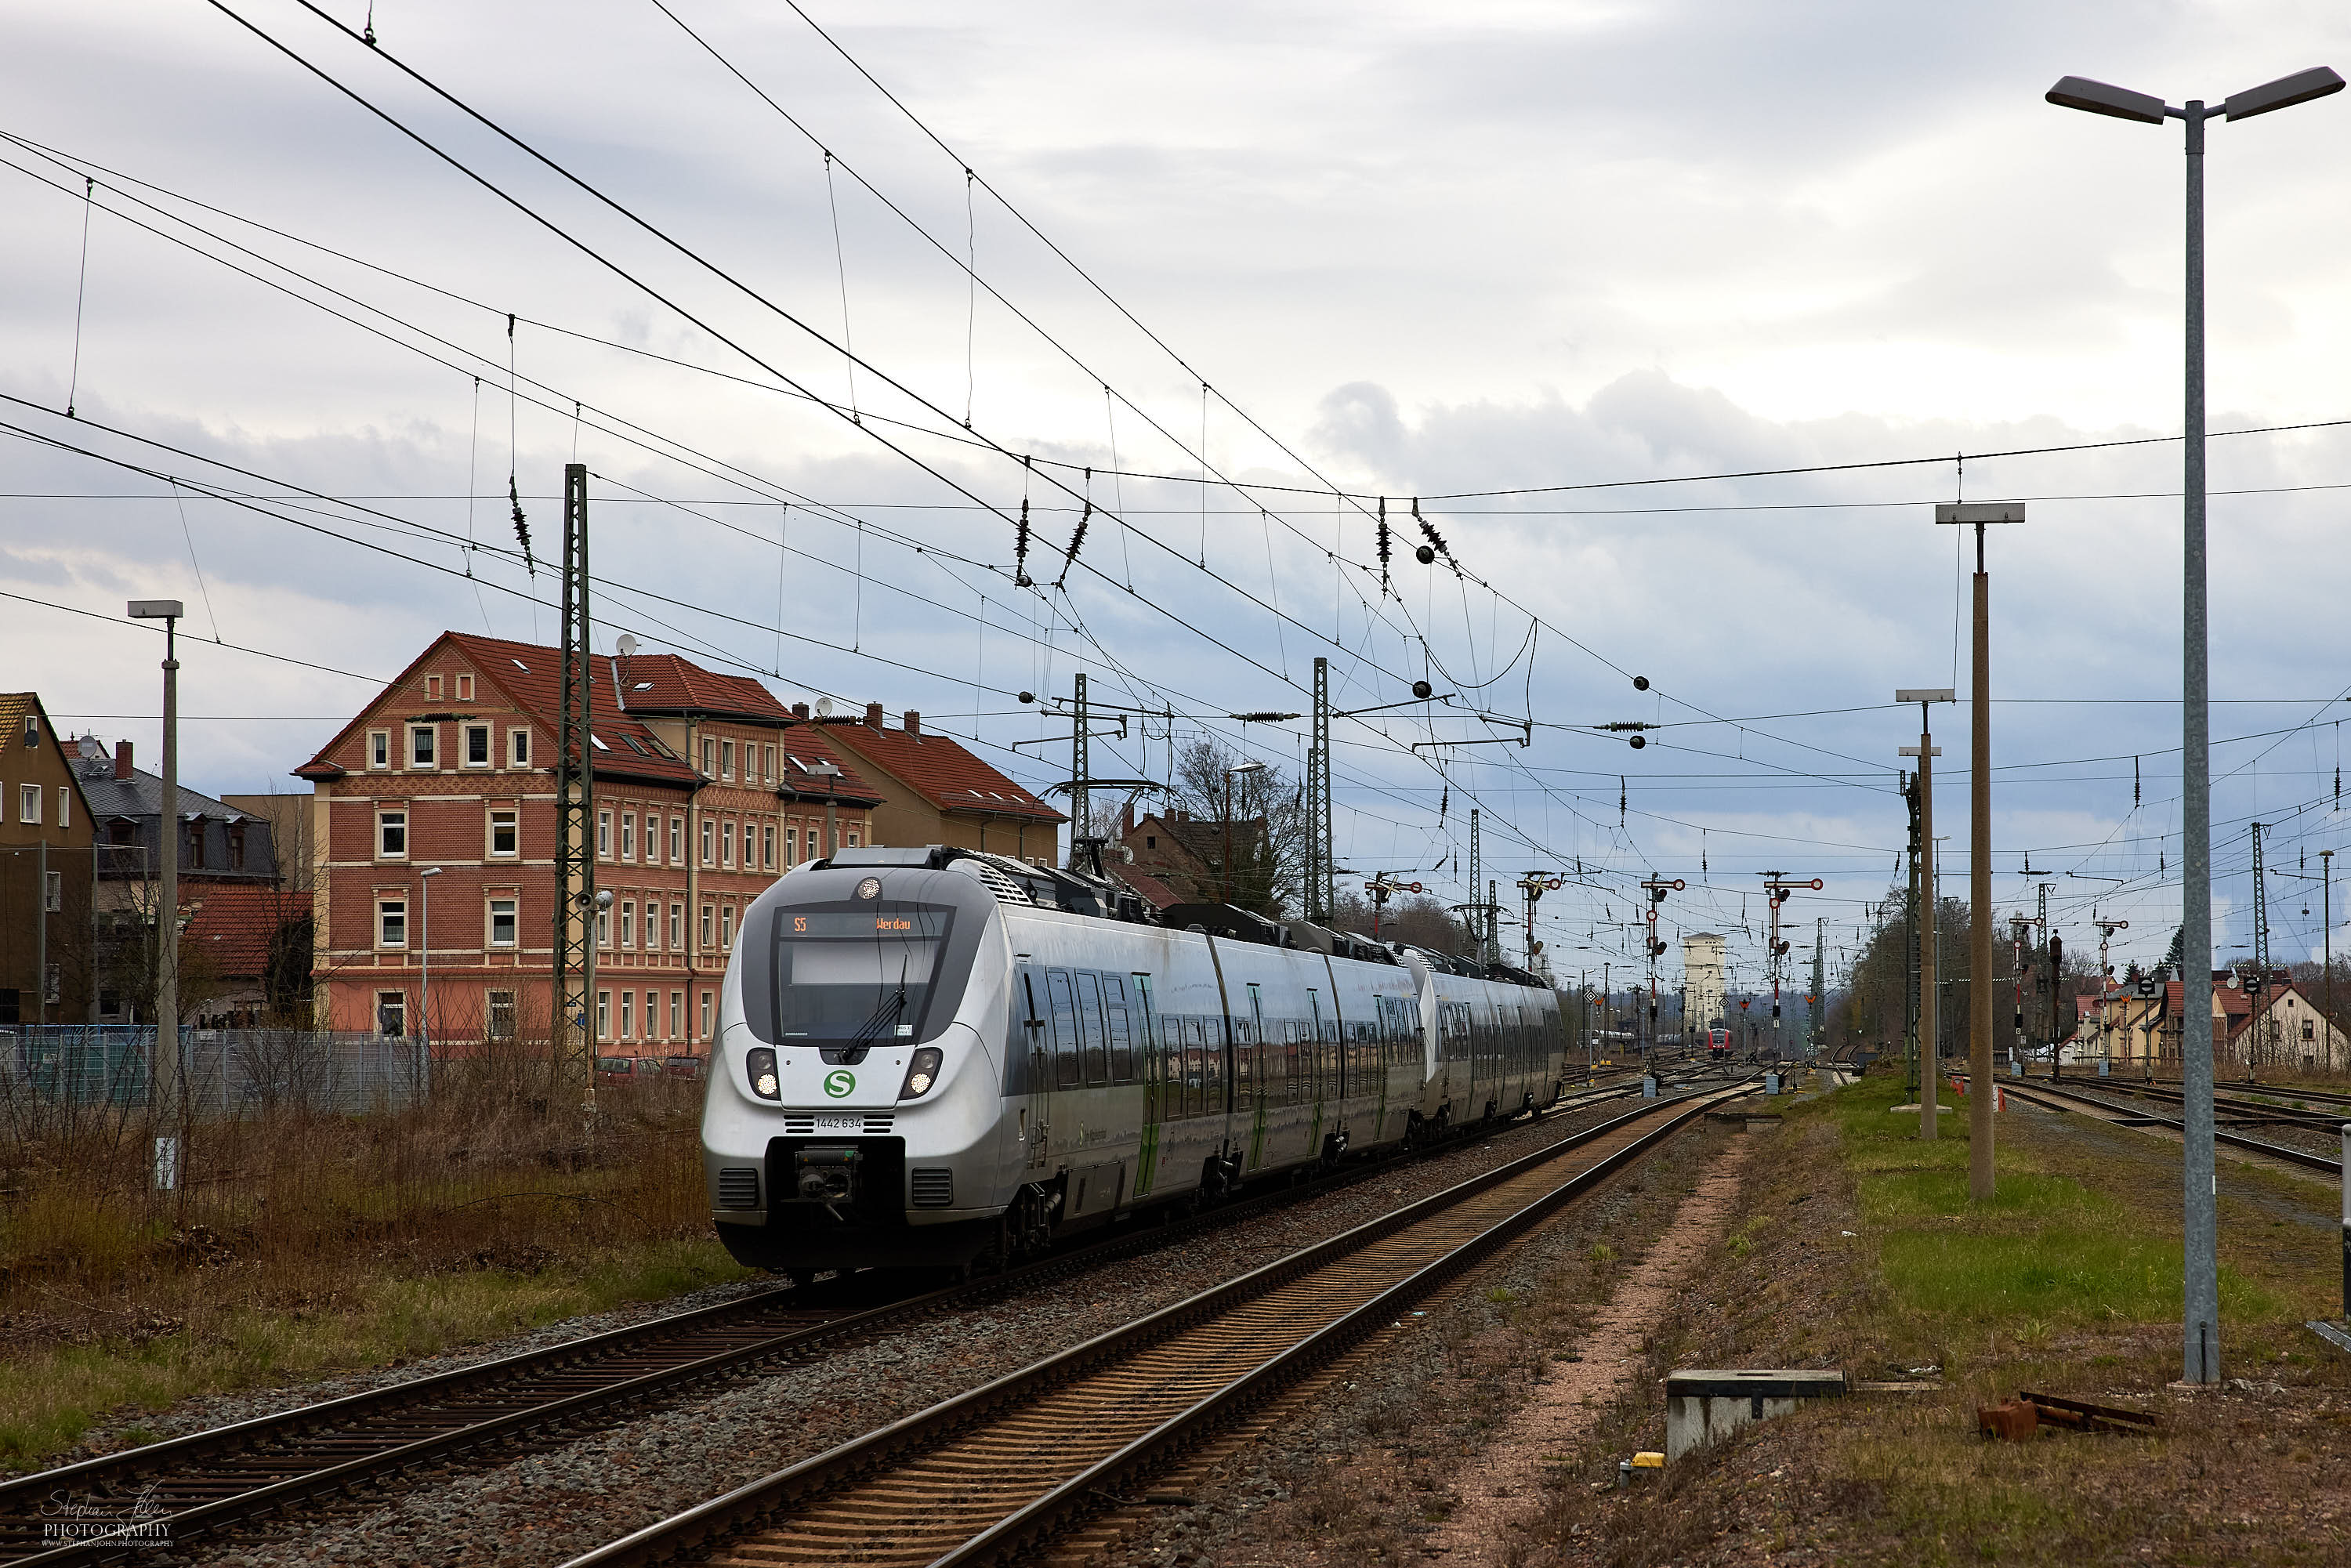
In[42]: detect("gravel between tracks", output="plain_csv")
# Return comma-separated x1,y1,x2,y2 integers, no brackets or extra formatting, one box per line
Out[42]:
170,1090,1680,1567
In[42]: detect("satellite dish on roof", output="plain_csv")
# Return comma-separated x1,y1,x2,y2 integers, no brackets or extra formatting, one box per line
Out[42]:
815,697,835,718
614,634,639,657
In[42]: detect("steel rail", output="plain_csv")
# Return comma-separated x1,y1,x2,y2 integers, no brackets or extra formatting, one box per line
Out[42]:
562,1078,1755,1568
5,1069,1674,1566
1998,1076,2338,1173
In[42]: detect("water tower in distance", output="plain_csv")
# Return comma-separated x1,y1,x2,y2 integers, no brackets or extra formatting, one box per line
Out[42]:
1683,932,1727,1034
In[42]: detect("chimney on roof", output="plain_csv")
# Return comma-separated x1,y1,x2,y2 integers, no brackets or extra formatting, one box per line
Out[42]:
903,711,920,735
865,701,884,730
1121,802,1135,835
792,702,810,721
114,739,134,780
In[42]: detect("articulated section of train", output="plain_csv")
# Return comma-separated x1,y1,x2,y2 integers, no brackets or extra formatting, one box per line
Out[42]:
701,845,1568,1276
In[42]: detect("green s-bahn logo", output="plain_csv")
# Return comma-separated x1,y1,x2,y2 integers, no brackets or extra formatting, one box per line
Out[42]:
823,1069,857,1099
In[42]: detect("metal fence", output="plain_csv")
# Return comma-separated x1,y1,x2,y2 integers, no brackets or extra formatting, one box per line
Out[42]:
0,1026,430,1118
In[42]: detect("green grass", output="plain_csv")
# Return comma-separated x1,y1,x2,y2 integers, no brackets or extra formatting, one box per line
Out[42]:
1793,1074,2281,1331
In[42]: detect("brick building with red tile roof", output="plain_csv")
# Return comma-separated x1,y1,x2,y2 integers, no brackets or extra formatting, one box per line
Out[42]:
294,632,880,1051
810,704,1064,864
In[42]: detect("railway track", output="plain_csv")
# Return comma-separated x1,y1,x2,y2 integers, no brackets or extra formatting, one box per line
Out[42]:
1994,1075,2341,1174
563,1078,1757,1568
2,1066,1690,1566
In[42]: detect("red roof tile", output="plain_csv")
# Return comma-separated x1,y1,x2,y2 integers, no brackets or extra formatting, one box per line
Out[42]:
295,633,880,802
816,718,1064,824
185,887,312,976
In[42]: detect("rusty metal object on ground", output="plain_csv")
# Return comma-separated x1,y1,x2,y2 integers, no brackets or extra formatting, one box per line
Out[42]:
1977,1400,2038,1440
2019,1390,2159,1434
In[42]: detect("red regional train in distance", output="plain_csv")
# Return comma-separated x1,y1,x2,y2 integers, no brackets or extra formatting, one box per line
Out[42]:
1707,1027,1733,1060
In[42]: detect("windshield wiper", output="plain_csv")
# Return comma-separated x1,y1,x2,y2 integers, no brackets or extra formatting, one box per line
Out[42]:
850,954,913,1046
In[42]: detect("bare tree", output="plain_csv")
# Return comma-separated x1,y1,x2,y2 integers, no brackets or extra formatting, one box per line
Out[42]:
1167,738,1306,917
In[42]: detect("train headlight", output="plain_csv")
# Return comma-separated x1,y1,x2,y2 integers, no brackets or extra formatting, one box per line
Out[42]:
746,1046,781,1101
899,1046,944,1100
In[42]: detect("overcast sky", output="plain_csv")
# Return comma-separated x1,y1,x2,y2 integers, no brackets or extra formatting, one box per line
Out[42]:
6,0,2351,998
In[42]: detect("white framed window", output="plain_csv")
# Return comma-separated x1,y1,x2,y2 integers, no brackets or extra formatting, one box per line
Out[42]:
700,904,713,949
596,990,611,1041
457,672,476,701
701,737,716,777
721,738,735,780
378,990,408,1037
58,787,71,829
510,727,531,767
44,871,63,912
378,809,408,860
463,724,491,767
762,822,775,869
596,905,610,949
368,730,389,769
19,784,40,825
487,988,516,1039
722,820,736,868
620,990,634,1041
846,828,860,848
425,675,443,701
488,809,517,857
597,809,612,859
645,901,662,952
620,900,636,950
720,905,734,951
668,902,683,953
409,725,437,769
763,744,777,784
701,819,714,865
620,812,636,862
488,897,517,948
668,990,683,1040
786,825,799,863
645,989,662,1040
668,815,683,864
378,897,408,949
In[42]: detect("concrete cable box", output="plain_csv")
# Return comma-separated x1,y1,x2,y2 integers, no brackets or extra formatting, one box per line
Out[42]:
1665,1369,1846,1460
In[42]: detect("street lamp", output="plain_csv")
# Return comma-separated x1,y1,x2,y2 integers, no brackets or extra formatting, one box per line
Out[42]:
1222,760,1266,907
2048,61,2342,1387
806,760,845,857
128,598,183,1192
418,867,443,1091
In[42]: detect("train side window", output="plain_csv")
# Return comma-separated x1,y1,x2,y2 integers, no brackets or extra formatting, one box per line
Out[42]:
1047,970,1081,1088
1233,1016,1255,1103
1288,1021,1306,1105
1103,976,1133,1082
1077,972,1110,1084
1179,1017,1203,1118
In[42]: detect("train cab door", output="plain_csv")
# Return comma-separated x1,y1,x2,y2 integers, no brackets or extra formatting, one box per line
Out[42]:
1016,966,1050,1171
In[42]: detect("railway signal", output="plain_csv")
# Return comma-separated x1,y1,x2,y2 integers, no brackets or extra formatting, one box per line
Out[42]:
1516,871,1565,972
1364,872,1423,939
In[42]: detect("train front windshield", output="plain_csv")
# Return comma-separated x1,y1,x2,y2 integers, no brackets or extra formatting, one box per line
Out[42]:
768,904,958,1048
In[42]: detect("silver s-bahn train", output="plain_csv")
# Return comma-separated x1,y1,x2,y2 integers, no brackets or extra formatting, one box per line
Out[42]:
701,845,1570,1276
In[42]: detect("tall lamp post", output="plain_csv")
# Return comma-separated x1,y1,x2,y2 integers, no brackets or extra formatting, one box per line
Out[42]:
128,599,183,1192
2048,63,2343,1385
418,866,443,1095
1222,759,1266,905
